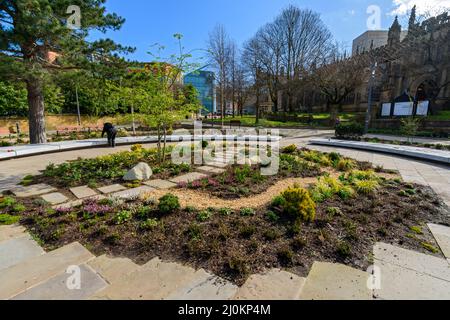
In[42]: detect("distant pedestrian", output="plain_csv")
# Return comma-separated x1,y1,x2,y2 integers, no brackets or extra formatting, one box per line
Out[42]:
335,116,341,127
102,123,118,148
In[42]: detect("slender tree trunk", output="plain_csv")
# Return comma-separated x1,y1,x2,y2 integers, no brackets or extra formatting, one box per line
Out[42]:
157,124,162,163
162,125,167,162
26,77,47,144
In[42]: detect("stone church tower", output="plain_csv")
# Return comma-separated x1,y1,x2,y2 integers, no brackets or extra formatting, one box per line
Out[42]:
388,16,402,47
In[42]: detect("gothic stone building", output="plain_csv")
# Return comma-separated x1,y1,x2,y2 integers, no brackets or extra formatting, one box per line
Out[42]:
310,10,450,124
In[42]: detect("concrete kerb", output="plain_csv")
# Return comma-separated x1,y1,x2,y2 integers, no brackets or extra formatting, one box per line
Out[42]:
0,135,281,161
310,139,450,166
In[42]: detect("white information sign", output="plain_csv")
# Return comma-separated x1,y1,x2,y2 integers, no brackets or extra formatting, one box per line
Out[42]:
393,102,413,116
416,101,429,116
381,103,392,116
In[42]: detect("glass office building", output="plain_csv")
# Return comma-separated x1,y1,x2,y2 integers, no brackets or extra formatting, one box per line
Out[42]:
184,70,216,115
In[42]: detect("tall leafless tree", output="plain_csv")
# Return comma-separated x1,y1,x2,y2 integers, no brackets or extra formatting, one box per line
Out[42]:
207,24,232,126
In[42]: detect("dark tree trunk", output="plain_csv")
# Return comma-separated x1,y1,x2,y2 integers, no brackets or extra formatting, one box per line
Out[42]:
26,78,47,144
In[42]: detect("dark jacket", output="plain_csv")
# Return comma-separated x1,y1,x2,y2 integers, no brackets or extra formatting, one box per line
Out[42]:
102,123,116,137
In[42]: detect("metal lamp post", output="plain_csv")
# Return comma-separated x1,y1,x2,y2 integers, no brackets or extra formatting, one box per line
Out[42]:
364,62,378,134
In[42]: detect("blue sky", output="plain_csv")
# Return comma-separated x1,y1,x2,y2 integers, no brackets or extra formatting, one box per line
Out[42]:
94,0,426,63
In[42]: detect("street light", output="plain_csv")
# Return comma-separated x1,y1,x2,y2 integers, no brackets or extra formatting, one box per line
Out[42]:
364,62,378,134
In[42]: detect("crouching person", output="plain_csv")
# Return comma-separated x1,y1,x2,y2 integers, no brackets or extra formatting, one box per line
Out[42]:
102,123,118,148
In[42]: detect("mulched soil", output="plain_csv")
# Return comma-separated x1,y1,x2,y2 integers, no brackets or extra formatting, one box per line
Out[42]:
16,180,450,286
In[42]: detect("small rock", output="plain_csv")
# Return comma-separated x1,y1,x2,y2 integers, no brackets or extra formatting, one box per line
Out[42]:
123,163,153,181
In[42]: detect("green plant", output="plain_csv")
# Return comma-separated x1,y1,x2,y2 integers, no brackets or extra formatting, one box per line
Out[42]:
201,140,209,149
228,254,250,276
277,247,294,265
0,196,16,209
184,206,197,213
328,152,341,162
240,207,255,216
263,228,281,240
0,214,20,225
140,218,159,230
218,207,233,216
197,210,213,222
401,117,421,143
281,144,298,154
187,223,202,240
158,194,180,214
336,241,352,257
265,210,279,222
327,207,343,218
410,226,423,235
239,224,256,238
291,236,307,250
337,185,355,200
271,195,286,208
398,190,409,197
421,242,439,253
11,204,26,213
354,180,379,194
335,122,364,139
135,206,152,220
336,159,356,171
280,186,316,222
113,210,132,225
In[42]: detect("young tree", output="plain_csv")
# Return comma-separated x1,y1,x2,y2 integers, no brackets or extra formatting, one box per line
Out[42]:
0,0,132,143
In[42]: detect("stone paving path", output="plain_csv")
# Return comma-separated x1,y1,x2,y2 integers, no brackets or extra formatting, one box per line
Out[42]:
1,224,449,300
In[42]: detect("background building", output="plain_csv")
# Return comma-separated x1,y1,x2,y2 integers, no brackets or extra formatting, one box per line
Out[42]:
184,70,216,115
352,30,407,56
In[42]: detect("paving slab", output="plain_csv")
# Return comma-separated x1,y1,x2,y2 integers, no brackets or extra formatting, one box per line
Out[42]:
91,258,202,300
12,264,107,300
374,242,450,281
97,184,127,194
144,179,177,190
69,186,97,199
87,255,141,284
299,262,372,300
0,242,94,299
196,166,226,175
111,186,155,200
0,225,26,243
206,162,228,168
235,269,306,300
428,224,450,259
374,259,450,300
165,269,238,300
0,234,44,271
52,195,106,210
169,172,209,184
41,192,69,205
12,184,57,198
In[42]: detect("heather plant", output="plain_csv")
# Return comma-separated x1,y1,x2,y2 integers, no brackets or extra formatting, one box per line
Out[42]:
82,199,112,216
335,159,356,171
354,180,379,195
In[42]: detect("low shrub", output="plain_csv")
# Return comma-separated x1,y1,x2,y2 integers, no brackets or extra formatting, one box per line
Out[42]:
335,159,356,171
265,210,279,222
197,210,213,222
336,241,352,257
158,194,180,214
140,218,159,230
0,214,20,225
218,207,233,216
240,207,255,216
281,144,298,154
328,152,341,162
113,210,132,225
335,122,364,139
280,185,316,222
0,196,16,209
354,180,379,195
277,247,294,265
239,224,256,238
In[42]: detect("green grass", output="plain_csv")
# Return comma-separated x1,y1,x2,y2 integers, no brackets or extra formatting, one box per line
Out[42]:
0,214,20,225
426,111,450,121
207,113,357,128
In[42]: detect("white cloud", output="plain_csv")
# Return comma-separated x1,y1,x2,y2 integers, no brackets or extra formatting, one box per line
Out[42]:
391,0,450,16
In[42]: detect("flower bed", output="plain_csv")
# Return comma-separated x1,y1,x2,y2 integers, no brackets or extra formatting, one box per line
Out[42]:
2,162,448,285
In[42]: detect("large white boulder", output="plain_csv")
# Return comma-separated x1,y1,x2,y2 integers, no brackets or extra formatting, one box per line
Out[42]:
123,162,153,181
